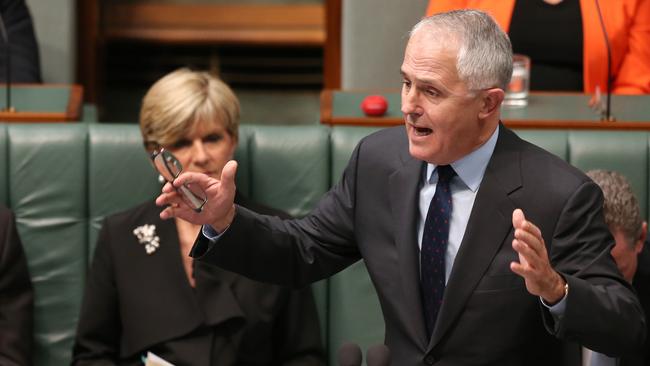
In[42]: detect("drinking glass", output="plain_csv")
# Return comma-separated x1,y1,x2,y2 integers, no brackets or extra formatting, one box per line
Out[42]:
503,54,531,107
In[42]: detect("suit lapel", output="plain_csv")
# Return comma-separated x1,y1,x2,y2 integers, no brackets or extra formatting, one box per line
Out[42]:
429,127,523,348
389,150,429,347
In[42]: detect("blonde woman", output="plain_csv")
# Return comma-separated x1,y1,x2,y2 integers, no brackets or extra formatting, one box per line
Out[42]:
72,69,325,366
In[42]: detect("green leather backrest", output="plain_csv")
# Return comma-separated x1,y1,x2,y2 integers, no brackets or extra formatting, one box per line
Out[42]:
7,124,87,366
516,130,648,219
87,125,161,258
327,127,384,362
515,130,569,160
569,131,648,217
3,123,650,366
246,125,331,218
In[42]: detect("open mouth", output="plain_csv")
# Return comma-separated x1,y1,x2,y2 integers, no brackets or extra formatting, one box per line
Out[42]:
413,126,433,136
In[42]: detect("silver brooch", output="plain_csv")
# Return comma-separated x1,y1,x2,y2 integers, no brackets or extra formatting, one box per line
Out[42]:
133,224,160,255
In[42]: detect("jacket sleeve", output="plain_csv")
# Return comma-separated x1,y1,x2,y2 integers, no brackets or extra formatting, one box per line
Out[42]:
71,221,120,366
612,0,650,94
543,180,646,356
0,208,34,366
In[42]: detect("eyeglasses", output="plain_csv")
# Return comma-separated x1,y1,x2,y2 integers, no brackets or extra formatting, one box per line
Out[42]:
150,148,208,212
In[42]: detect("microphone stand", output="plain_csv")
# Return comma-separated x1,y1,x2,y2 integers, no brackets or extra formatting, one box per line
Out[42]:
594,0,614,121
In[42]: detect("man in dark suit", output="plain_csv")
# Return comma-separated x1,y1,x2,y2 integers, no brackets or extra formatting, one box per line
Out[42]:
570,170,650,366
157,10,645,365
0,204,33,365
636,242,650,365
0,0,41,83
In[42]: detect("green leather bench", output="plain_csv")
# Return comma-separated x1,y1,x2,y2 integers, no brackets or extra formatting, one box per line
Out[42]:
1,123,649,365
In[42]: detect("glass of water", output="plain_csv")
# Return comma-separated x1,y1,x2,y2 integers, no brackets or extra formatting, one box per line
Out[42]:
503,54,531,108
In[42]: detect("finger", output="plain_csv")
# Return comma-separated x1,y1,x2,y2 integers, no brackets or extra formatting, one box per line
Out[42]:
173,171,211,188
512,239,539,268
156,190,184,207
512,209,543,243
160,206,175,220
514,228,544,256
161,181,175,194
510,261,527,277
160,203,197,221
156,192,172,207
220,160,238,188
512,208,525,229
519,219,543,241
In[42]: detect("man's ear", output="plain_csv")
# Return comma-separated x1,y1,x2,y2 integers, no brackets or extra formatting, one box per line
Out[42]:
636,221,648,254
478,88,505,119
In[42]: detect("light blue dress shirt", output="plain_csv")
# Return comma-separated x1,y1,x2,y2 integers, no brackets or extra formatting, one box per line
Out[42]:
583,347,617,366
417,125,499,284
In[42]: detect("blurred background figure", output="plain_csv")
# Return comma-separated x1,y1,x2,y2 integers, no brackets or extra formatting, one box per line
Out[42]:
0,0,41,82
0,204,34,366
72,68,325,366
426,0,650,94
584,169,649,366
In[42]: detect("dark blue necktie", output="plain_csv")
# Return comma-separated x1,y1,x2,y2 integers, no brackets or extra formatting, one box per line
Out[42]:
420,164,455,338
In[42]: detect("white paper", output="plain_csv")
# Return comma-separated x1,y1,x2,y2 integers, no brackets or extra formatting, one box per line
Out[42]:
145,351,175,366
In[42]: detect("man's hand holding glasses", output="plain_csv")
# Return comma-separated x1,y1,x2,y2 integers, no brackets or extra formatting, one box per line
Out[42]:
151,148,208,212
154,151,239,233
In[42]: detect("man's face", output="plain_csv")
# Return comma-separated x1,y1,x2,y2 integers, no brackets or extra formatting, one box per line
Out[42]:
400,30,490,165
610,226,644,283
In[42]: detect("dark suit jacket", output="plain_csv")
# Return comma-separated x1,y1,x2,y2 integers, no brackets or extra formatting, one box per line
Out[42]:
193,125,646,366
72,195,324,366
0,204,33,366
628,244,650,366
0,0,41,83
564,245,650,366
601,251,650,366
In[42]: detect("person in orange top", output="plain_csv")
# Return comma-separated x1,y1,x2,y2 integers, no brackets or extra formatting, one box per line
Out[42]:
426,0,650,94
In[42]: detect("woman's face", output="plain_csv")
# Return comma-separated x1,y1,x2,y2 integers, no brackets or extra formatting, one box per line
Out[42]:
165,121,237,180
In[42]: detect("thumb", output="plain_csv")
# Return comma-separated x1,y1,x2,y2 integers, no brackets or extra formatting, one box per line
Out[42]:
512,208,525,228
220,160,238,187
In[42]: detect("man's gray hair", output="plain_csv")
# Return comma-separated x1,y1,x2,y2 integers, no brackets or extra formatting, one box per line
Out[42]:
410,9,513,90
586,169,644,247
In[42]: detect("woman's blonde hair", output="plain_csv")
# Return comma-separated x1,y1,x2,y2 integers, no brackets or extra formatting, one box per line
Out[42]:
139,68,240,150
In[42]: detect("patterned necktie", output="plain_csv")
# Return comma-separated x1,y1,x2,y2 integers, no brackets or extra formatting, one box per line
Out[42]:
420,164,456,338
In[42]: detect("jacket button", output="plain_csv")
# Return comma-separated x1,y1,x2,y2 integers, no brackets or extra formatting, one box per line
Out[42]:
424,355,436,365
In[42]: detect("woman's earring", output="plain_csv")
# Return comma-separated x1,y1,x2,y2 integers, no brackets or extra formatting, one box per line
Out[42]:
158,174,166,184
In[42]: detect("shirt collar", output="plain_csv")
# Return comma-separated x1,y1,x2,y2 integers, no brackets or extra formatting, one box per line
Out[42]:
425,125,499,192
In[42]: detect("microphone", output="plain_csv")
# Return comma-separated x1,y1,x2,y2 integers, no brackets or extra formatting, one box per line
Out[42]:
594,0,614,121
366,344,391,366
337,342,362,366
0,12,14,113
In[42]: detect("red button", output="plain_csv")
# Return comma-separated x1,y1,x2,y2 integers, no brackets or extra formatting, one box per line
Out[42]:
360,95,388,116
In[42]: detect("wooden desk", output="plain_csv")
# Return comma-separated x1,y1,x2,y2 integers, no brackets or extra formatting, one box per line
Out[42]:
0,84,83,122
321,90,650,130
